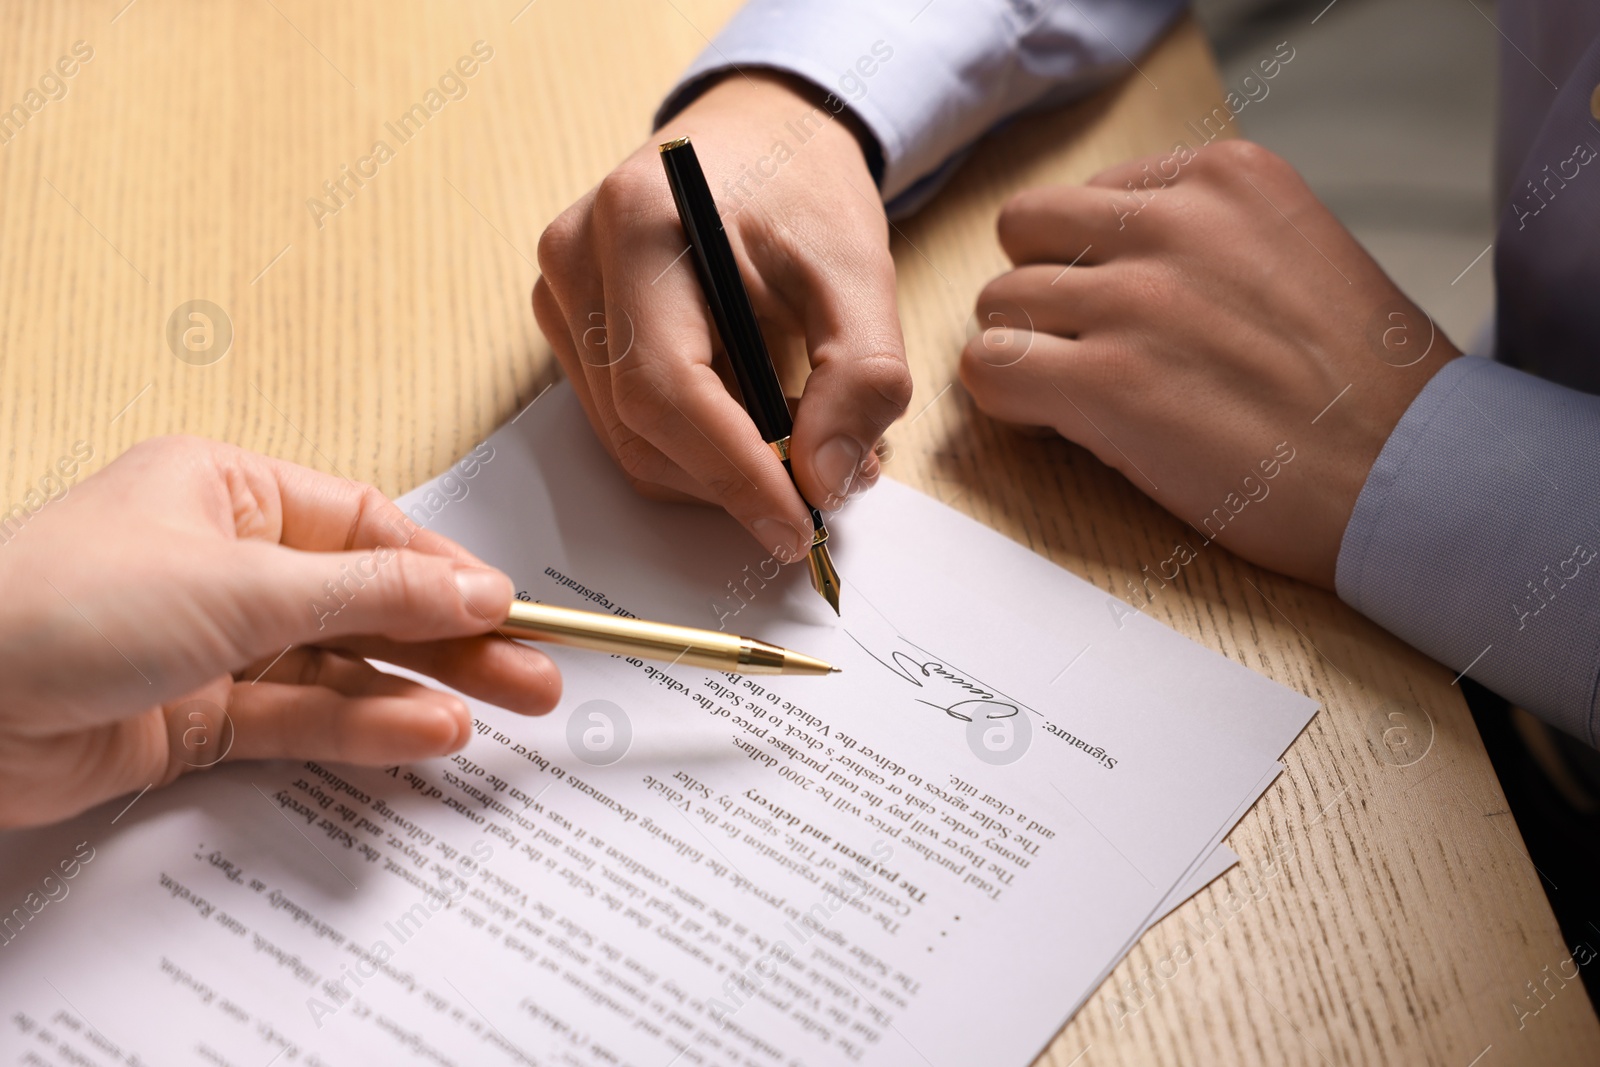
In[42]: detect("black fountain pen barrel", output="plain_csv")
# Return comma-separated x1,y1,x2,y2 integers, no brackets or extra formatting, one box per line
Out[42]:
658,138,792,443
661,136,842,616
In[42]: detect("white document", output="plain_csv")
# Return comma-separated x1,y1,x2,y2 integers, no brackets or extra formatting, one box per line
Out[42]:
0,387,1315,1067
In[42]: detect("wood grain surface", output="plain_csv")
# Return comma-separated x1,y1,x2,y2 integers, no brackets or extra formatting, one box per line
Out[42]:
1,2,1595,1064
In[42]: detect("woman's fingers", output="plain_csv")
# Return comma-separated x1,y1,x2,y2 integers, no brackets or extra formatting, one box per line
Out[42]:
232,537,517,653
240,645,413,696
325,635,561,715
221,678,469,766
216,445,487,565
242,634,559,717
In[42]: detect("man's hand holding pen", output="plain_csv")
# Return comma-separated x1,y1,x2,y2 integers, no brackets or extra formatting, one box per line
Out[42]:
532,71,911,566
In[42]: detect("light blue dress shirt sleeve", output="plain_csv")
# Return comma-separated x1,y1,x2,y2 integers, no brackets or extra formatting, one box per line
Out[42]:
655,0,1186,215
1337,355,1600,743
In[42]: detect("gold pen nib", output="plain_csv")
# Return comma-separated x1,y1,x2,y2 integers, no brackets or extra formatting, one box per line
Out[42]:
807,541,842,615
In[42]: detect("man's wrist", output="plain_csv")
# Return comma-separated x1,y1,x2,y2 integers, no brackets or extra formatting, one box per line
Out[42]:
656,69,884,188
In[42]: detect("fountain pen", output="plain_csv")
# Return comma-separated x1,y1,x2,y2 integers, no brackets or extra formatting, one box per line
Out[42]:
658,134,842,614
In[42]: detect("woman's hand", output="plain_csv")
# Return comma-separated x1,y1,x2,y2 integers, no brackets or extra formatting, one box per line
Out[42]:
0,437,561,829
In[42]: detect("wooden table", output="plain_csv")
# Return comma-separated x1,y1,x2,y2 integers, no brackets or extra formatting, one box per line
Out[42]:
3,2,1596,1063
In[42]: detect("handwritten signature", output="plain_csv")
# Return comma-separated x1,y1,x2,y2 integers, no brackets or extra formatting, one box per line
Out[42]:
850,635,1020,723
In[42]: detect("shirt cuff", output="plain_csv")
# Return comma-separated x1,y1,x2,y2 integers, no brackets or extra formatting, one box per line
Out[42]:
1336,356,1600,743
653,0,1185,212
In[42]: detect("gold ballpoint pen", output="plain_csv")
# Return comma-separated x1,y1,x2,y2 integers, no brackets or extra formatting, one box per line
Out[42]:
500,600,838,676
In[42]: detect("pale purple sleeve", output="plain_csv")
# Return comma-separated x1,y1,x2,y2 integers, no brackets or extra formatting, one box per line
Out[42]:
655,0,1186,216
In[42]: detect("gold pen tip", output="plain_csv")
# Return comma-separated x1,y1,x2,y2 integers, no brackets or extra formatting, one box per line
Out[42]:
659,135,691,152
830,667,842,673
807,542,842,615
